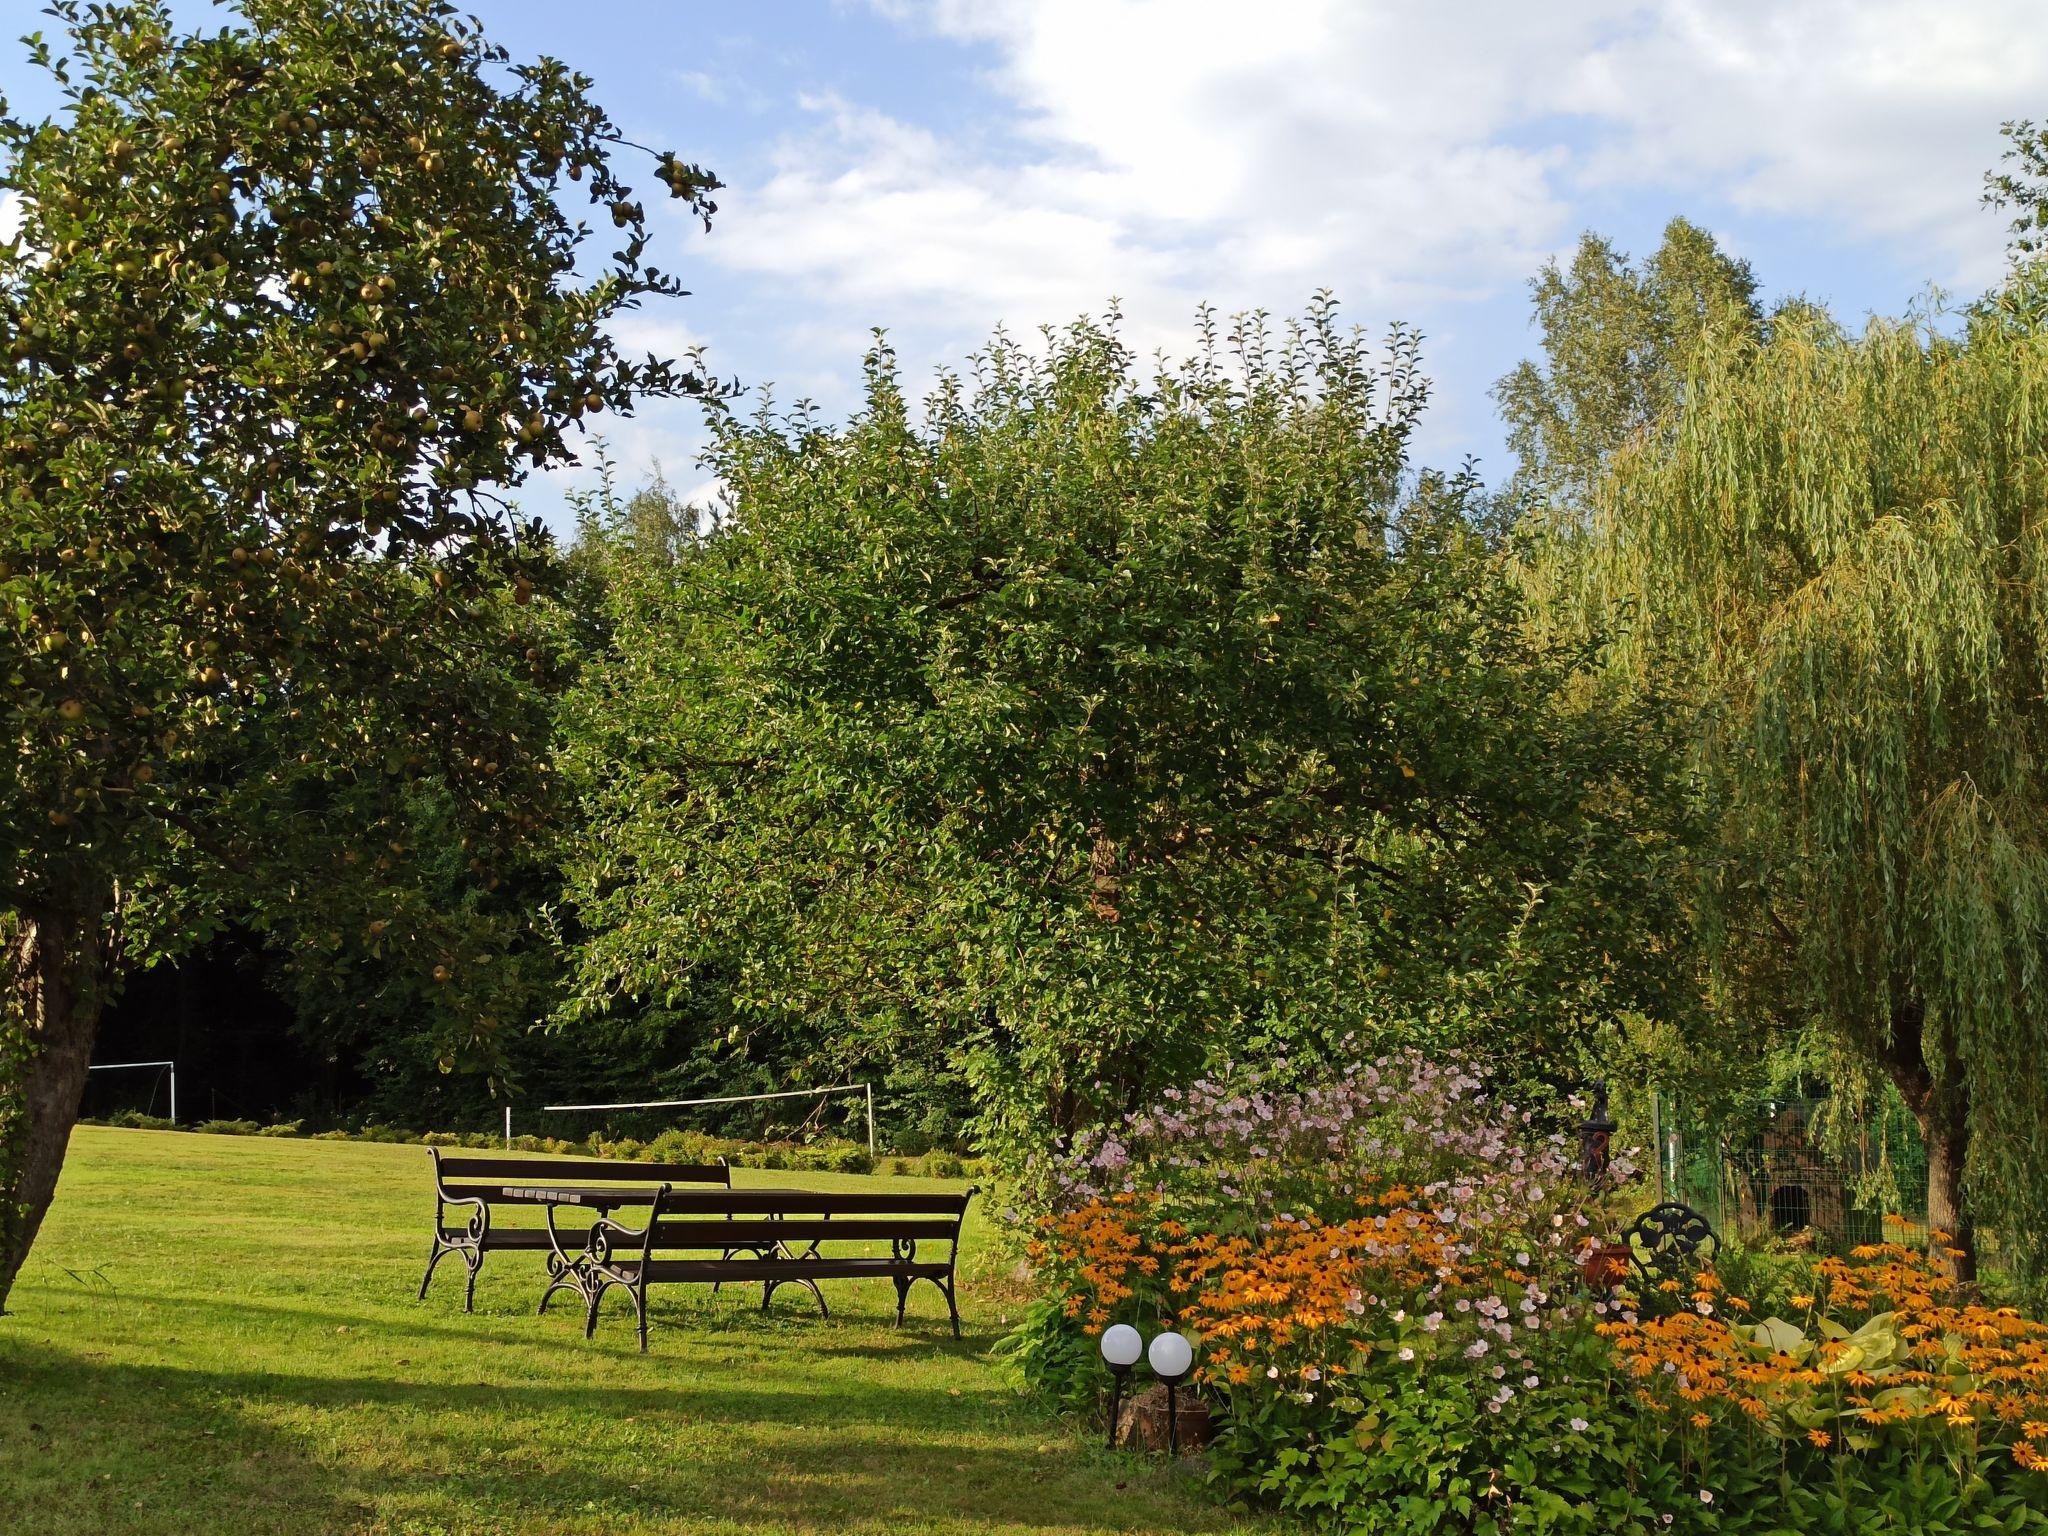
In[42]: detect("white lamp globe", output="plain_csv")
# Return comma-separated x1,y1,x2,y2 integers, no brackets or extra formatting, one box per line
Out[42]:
1100,1322,1143,1368
1147,1329,1194,1380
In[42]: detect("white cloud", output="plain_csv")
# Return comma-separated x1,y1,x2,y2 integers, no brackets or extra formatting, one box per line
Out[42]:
0,191,26,248
701,0,2040,349
1550,0,2045,287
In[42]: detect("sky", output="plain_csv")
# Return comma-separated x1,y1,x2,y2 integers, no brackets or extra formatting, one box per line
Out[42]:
6,1,2046,534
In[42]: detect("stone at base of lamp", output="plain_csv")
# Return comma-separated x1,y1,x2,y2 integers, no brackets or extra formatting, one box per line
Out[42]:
1110,1383,1213,1454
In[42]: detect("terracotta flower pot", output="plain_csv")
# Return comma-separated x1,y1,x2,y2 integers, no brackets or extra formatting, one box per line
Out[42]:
1581,1241,1633,1290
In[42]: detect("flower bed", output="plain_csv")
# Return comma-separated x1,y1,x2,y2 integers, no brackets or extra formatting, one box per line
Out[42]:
1010,1053,2048,1533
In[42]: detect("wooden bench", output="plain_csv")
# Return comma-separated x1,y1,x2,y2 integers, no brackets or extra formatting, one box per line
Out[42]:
419,1150,731,1312
578,1186,979,1351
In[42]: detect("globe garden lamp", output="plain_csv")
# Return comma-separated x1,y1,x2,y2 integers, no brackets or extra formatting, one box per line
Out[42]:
1099,1323,1143,1448
1148,1329,1196,1455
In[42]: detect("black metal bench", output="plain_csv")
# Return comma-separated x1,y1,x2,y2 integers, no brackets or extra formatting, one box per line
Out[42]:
419,1150,731,1311
578,1185,979,1351
1625,1200,1720,1283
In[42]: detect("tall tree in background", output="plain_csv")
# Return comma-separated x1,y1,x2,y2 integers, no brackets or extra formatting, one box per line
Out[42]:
1986,117,2048,256
1557,290,2048,1285
1494,217,1763,512
0,0,718,1309
558,304,1697,1160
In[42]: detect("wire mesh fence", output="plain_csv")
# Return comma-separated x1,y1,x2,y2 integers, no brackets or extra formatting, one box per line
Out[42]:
1660,1095,1934,1252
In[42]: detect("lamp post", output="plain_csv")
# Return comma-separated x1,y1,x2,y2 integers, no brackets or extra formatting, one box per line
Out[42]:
1580,1081,1617,1186
1099,1323,1142,1448
1147,1329,1195,1456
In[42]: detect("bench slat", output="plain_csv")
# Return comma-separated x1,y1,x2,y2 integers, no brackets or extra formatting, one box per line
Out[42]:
644,1217,961,1246
434,1155,729,1183
640,1190,971,1216
631,1257,955,1283
437,1228,574,1249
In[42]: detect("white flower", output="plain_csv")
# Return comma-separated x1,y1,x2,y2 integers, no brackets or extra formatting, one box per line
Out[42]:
1700,1491,1714,1504
1398,1347,1415,1362
1569,1417,1590,1433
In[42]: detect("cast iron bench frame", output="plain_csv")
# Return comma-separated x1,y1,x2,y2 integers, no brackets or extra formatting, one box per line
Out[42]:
419,1150,731,1311
1625,1200,1720,1283
577,1184,979,1351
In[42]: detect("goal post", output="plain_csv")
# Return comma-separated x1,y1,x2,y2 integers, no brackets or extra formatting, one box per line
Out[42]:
87,1059,178,1125
530,1082,876,1155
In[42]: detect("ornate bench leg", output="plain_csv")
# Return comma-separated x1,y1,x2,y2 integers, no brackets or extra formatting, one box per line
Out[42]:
761,1276,829,1319
636,1279,651,1354
418,1239,450,1301
463,1247,482,1314
893,1273,911,1327
538,1268,584,1316
942,1273,961,1339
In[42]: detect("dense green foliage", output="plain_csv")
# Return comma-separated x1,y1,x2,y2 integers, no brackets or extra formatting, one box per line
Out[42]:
0,0,716,1307
554,305,1695,1161
1548,283,2048,1287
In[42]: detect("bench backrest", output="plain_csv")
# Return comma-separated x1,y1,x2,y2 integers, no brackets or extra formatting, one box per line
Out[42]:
640,1187,977,1252
430,1150,731,1198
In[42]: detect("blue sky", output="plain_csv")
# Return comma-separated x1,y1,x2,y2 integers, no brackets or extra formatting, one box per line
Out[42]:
7,2,2044,533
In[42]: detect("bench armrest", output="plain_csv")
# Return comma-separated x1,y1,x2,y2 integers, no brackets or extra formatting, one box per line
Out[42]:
586,1183,673,1270
439,1193,491,1243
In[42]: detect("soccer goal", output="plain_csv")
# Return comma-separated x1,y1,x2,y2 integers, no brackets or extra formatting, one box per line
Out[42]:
520,1082,876,1154
86,1059,178,1124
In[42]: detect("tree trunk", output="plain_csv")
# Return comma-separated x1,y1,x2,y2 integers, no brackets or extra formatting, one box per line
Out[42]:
0,907,107,1314
1882,1001,1977,1285
1921,1111,1975,1284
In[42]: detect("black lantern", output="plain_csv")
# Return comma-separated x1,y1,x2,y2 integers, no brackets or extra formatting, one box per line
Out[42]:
1580,1082,1617,1184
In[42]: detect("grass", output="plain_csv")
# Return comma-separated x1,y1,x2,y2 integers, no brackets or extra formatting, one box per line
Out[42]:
1,1126,1257,1535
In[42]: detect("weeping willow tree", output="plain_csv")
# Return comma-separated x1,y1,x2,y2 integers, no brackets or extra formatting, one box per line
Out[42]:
1558,284,2048,1284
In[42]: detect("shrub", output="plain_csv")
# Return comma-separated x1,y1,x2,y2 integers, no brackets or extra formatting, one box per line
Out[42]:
101,1111,175,1131
195,1118,262,1136
821,1144,873,1175
420,1131,464,1147
646,1128,718,1163
256,1121,304,1138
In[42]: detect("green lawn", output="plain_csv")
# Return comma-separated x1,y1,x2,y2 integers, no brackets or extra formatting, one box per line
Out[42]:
1,1127,1254,1536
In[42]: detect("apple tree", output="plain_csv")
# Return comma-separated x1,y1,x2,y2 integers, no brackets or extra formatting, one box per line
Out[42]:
0,0,718,1308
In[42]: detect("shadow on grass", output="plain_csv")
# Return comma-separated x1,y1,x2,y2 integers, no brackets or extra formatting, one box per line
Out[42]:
47,1283,997,1358
0,1339,376,1536
0,1337,1244,1535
